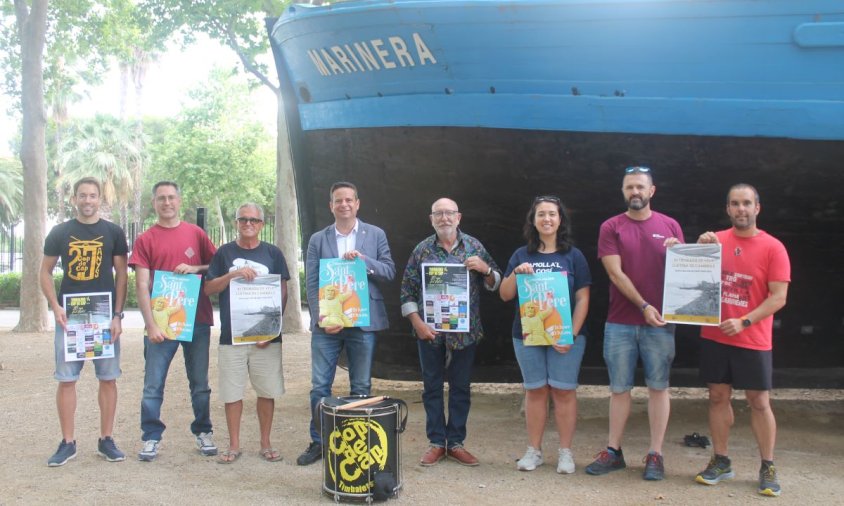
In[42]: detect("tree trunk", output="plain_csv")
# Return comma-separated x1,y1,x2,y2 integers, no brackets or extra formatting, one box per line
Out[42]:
130,48,148,234
14,0,49,332
275,89,303,332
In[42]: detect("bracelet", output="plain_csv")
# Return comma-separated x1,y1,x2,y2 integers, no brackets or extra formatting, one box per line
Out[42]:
640,302,650,312
485,266,492,276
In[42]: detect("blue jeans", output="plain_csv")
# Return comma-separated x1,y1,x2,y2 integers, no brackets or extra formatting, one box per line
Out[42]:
418,340,476,448
141,323,212,441
603,322,676,393
309,327,376,443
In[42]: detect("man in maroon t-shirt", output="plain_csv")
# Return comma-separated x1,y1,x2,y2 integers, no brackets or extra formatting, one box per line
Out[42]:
586,166,683,481
130,181,218,462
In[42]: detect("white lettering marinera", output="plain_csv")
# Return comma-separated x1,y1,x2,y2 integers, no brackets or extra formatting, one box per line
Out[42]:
307,32,437,77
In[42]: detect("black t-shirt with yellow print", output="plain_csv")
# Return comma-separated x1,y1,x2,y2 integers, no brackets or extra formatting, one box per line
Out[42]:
43,219,129,305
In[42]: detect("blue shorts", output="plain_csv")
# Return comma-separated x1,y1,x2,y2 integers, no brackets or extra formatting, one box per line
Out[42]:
54,325,121,382
512,335,586,390
603,322,675,393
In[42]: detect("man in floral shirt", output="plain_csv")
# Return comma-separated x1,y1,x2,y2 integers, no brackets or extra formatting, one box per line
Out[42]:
400,198,500,467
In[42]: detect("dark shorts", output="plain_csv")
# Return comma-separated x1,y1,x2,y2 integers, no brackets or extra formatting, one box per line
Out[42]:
699,338,772,391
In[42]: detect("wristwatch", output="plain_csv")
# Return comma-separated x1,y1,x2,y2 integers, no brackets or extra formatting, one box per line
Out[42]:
741,318,752,328
113,312,125,320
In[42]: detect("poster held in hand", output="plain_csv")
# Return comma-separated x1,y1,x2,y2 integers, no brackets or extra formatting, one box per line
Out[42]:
421,263,470,333
63,292,114,361
318,258,370,328
516,271,573,346
662,244,722,325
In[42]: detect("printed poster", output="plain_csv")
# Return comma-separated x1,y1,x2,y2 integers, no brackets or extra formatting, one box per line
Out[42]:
150,270,201,342
63,292,114,361
318,258,370,328
662,244,722,325
230,274,283,345
421,263,470,333
516,271,573,346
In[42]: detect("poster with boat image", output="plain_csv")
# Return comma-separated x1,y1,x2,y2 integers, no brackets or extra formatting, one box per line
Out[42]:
230,274,283,344
662,244,722,325
421,263,470,332
516,271,573,346
62,292,114,361
150,270,201,342
317,258,370,328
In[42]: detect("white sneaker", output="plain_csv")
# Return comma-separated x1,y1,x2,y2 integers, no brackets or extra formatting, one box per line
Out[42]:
138,440,160,462
195,432,218,456
517,446,543,471
557,448,575,474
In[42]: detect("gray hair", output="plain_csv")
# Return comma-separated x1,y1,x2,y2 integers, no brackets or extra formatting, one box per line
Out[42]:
236,203,264,220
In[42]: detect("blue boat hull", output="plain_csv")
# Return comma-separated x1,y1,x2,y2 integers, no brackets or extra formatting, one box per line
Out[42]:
268,1,844,386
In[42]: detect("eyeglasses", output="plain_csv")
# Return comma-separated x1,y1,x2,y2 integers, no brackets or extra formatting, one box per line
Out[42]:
625,166,651,174
236,217,263,225
431,210,459,218
534,195,561,203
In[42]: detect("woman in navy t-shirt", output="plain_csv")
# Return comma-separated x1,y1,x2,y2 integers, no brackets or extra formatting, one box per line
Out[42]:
500,196,591,474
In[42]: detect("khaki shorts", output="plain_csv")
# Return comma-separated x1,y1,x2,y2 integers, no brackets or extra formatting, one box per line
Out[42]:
218,342,285,403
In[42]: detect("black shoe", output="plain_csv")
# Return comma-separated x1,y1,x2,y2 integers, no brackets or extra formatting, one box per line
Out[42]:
296,442,322,466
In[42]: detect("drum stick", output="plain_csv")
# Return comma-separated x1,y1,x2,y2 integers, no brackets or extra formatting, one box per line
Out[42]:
341,396,387,410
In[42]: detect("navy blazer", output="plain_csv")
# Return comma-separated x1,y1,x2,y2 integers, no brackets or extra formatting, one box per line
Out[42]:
305,220,396,332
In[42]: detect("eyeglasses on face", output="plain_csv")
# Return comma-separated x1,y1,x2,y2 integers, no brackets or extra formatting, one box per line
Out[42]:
625,166,651,174
236,217,263,225
431,210,459,218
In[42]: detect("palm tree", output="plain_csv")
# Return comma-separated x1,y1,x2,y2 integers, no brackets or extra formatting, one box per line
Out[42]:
0,158,23,228
58,115,147,221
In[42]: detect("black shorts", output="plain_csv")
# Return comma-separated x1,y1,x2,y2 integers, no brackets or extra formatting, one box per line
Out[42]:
699,338,772,391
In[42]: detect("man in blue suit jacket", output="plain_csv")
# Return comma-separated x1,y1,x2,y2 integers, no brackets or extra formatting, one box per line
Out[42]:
297,181,396,466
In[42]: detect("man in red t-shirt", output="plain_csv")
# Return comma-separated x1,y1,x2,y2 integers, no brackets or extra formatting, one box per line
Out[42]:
130,181,218,462
694,184,790,497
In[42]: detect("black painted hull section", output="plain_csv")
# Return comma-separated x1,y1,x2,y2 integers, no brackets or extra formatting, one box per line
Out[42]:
300,127,844,387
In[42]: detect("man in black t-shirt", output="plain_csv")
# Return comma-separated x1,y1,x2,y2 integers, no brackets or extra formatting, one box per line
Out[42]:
39,177,129,467
205,203,290,463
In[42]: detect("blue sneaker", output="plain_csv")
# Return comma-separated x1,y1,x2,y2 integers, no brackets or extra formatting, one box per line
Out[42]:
758,462,782,497
642,451,665,481
695,455,735,485
585,449,626,475
47,440,77,467
97,436,126,462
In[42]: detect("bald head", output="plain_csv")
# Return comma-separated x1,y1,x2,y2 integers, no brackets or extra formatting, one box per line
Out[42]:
429,197,461,240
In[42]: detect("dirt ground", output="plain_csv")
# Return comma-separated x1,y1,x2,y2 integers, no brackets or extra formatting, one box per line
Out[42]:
1,324,842,505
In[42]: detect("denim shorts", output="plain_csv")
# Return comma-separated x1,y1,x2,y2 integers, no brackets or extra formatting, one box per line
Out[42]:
603,322,675,393
54,325,121,382
512,335,586,390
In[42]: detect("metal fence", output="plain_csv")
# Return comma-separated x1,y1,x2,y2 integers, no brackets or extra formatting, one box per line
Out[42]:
0,229,23,273
0,213,277,274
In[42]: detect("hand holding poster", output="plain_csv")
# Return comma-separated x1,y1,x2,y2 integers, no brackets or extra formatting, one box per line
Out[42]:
318,258,370,328
662,244,722,325
150,270,201,342
421,263,470,333
516,271,573,346
230,274,283,345
63,292,114,361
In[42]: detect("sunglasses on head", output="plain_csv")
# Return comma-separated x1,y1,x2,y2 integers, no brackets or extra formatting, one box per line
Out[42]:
625,166,651,174
534,195,561,204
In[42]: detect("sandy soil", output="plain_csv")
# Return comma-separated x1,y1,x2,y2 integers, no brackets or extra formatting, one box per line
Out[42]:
1,326,842,505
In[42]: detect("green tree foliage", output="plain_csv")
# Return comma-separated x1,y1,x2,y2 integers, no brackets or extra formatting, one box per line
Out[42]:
58,114,146,221
0,156,23,227
145,67,274,233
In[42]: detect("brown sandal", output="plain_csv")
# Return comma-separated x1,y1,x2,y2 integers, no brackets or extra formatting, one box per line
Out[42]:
217,449,241,464
260,448,283,462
